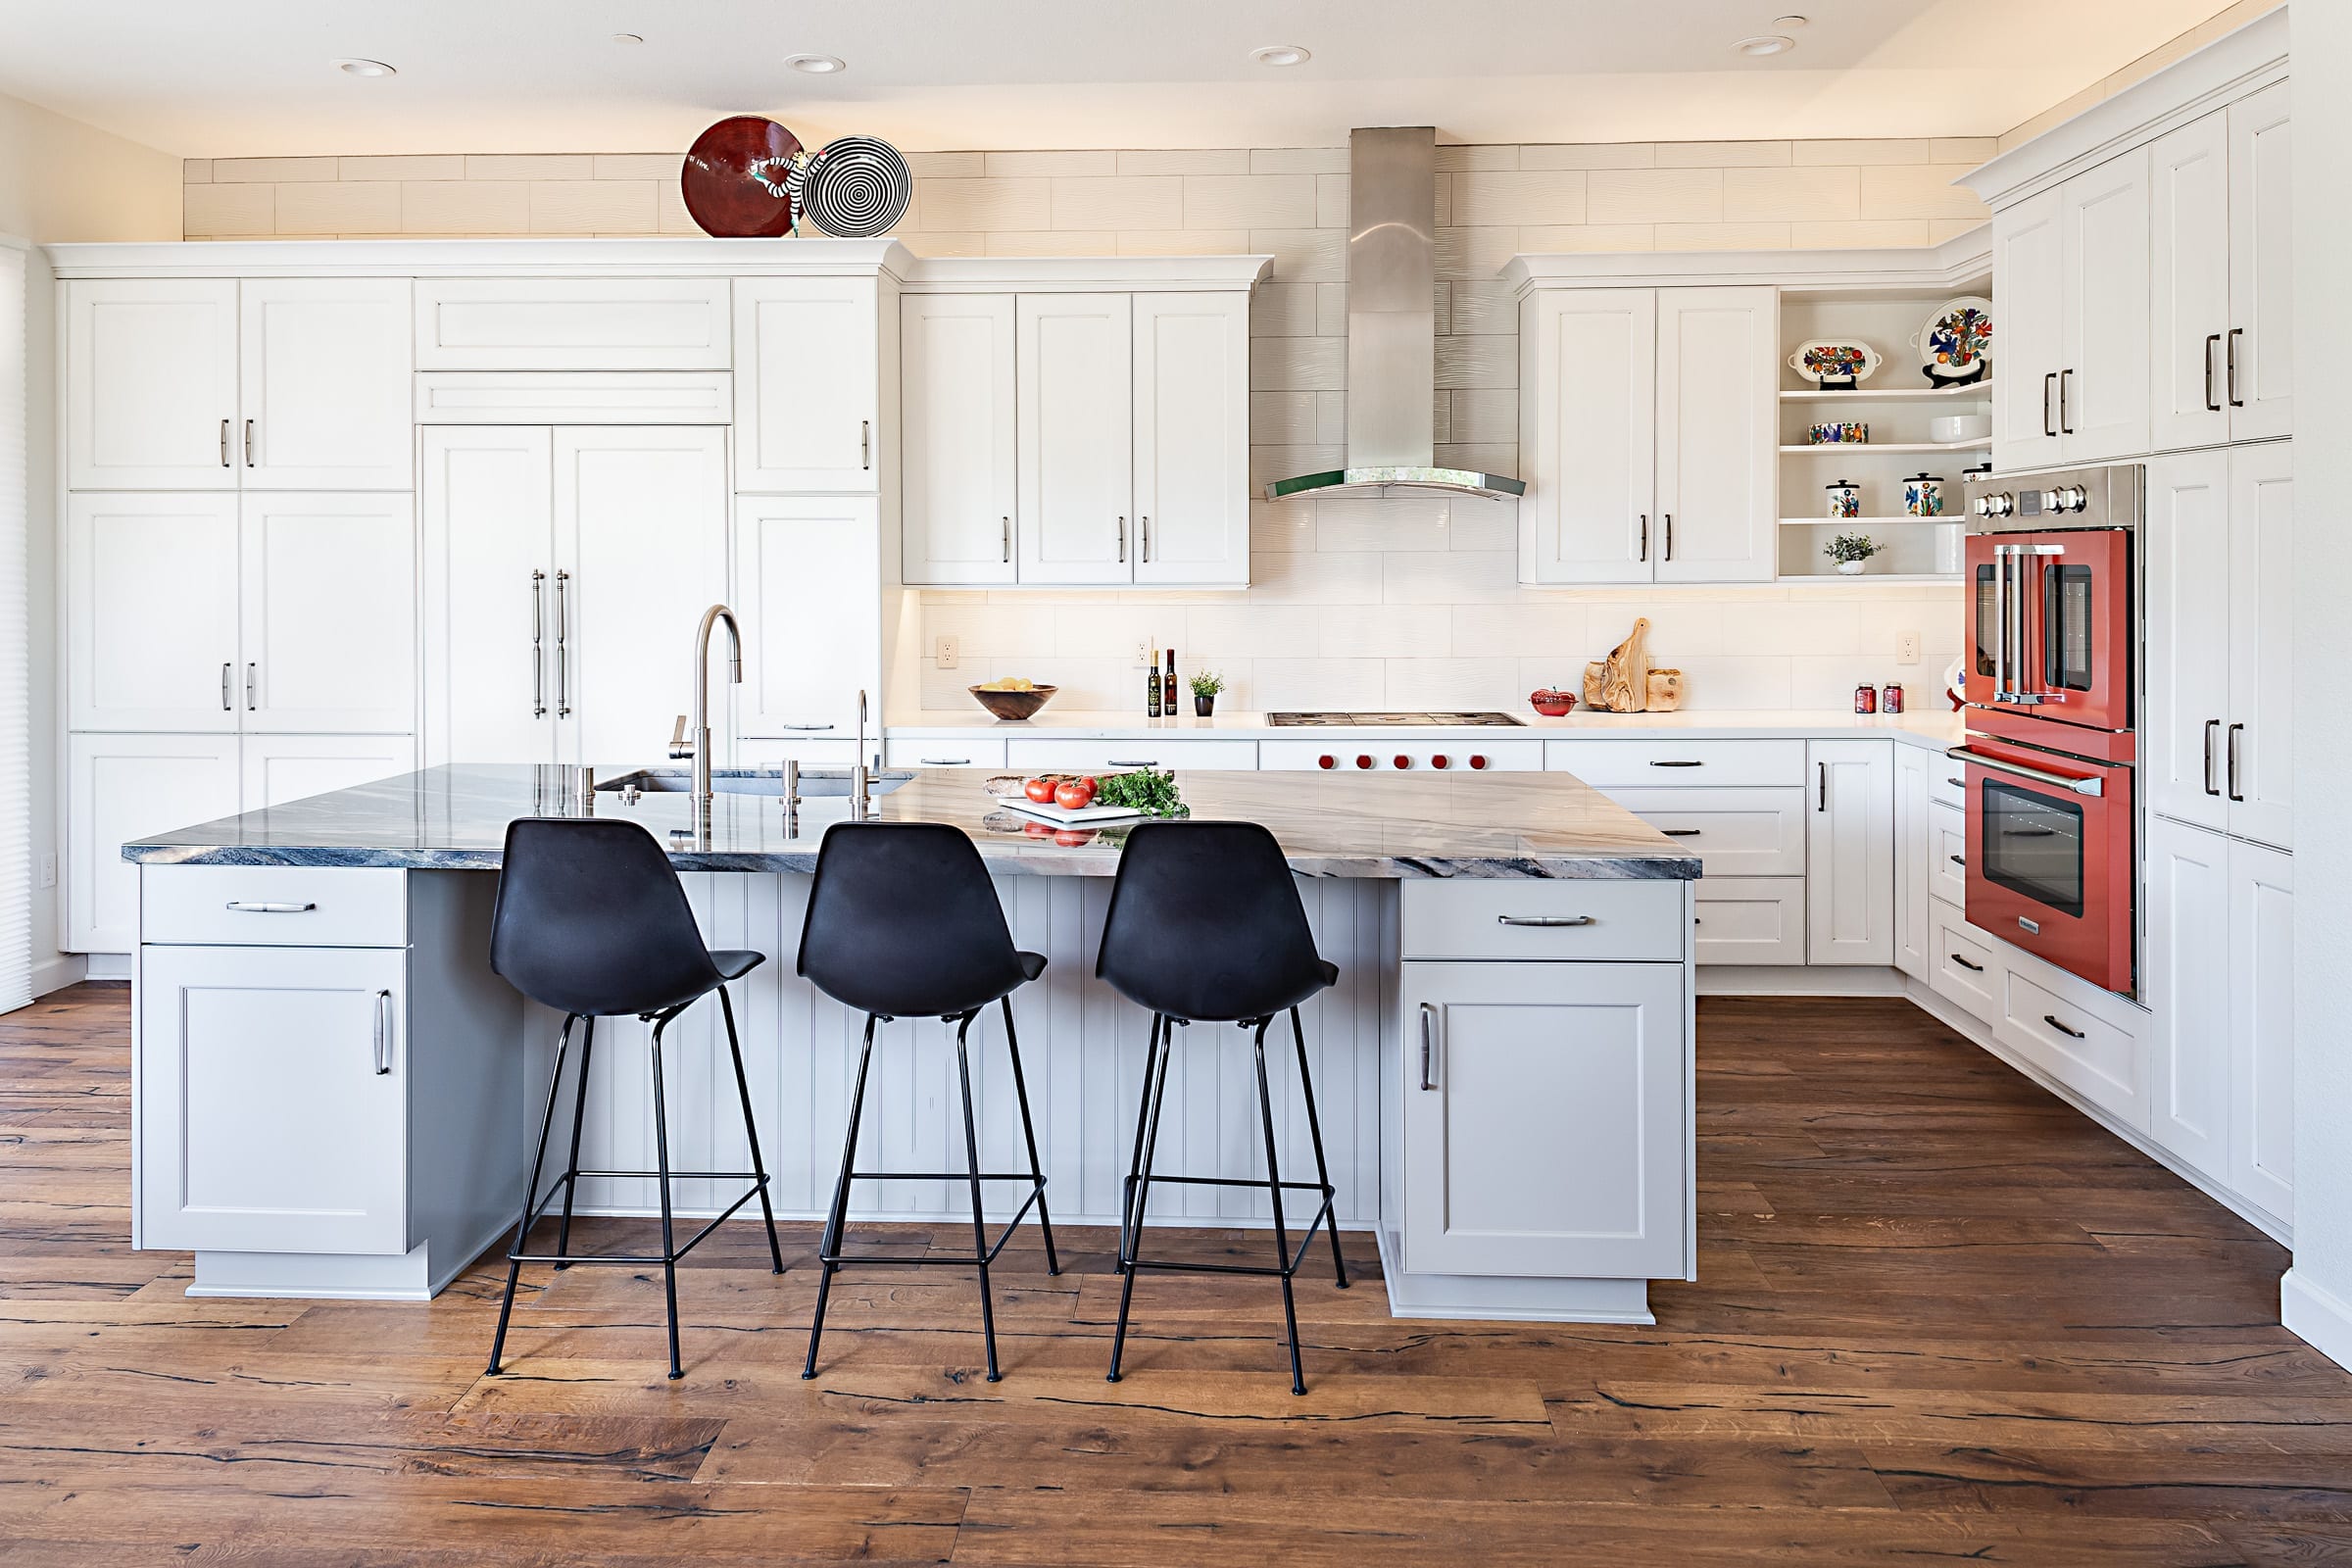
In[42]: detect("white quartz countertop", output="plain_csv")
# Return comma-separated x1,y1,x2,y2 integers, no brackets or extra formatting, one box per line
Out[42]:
885,706,1966,749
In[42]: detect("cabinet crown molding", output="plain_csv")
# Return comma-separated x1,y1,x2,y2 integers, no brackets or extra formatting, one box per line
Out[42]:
1962,7,2287,212
43,236,913,279
1500,227,1991,297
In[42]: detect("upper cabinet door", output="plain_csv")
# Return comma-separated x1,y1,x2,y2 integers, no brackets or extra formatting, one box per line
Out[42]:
413,277,730,371
239,279,414,490
2228,80,2292,443
2147,112,2232,455
1653,287,1774,584
67,492,240,732
1016,293,1135,584
2226,439,2292,851
2142,450,2231,834
737,496,882,740
1131,292,1250,587
553,426,730,766
2060,147,2152,463
1519,288,1655,584
239,493,416,734
65,278,238,490
418,426,555,767
734,276,880,493
1992,189,2065,471
901,293,1017,585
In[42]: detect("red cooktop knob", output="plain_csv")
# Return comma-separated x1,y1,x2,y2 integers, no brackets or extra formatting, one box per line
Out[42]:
1356,755,1374,769
1469,755,1489,769
1432,754,1450,769
1393,755,1412,769
1317,754,1335,769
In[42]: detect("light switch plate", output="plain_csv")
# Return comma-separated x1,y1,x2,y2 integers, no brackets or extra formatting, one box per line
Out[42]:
1896,631,1921,664
934,635,959,669
37,854,55,890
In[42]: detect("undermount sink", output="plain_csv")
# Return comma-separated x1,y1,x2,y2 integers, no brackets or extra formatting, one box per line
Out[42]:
597,768,916,798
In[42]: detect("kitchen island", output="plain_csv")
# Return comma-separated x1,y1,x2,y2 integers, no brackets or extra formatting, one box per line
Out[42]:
124,765,1699,1322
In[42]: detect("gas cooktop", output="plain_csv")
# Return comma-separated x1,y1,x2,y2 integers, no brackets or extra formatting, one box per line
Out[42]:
1266,710,1526,727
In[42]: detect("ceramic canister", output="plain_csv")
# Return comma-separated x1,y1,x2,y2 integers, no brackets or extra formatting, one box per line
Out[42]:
1808,420,1869,445
1904,472,1944,516
1826,479,1860,520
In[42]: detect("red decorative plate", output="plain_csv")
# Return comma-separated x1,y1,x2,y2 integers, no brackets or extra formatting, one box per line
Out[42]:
681,116,803,238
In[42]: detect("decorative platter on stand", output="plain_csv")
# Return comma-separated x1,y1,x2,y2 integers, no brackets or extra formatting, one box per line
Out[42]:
1787,338,1884,390
795,135,912,237
681,115,804,238
1914,295,1993,387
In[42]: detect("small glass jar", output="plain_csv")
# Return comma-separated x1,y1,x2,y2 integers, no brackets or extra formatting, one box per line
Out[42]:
1826,479,1860,520
1882,683,1905,714
1854,683,1878,714
1903,472,1944,517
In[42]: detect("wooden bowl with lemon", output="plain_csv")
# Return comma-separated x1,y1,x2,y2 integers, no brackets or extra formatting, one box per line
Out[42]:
969,678,1057,721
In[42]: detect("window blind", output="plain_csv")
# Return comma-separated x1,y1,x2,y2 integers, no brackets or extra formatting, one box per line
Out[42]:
0,239,29,1012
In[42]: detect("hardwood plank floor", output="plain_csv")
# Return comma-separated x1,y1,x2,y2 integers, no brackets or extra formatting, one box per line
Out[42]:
2,982,2346,1564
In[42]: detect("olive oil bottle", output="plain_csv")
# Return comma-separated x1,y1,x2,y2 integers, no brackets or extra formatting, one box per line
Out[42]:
1147,650,1162,717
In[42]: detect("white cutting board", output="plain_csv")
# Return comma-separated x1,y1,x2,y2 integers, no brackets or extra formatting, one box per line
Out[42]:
997,797,1148,825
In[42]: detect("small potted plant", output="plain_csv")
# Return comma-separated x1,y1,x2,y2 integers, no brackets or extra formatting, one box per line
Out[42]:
1825,532,1880,576
1188,668,1226,717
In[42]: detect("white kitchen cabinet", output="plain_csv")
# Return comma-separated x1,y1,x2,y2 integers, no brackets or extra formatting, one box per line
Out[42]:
2227,82,2293,443
67,493,241,732
1518,288,1655,585
239,493,416,733
1606,788,1805,879
1805,739,1893,965
733,275,880,492
64,278,238,490
414,276,731,371
238,278,414,489
1398,957,1685,1279
736,495,883,741
2225,440,2292,849
1652,287,1775,584
1690,878,1806,966
420,426,557,764
1131,292,1250,586
1892,742,1932,981
137,944,409,1254
901,293,1016,584
2059,148,2152,463
240,735,417,811
2230,835,2293,1222
1992,187,2065,469
68,733,241,953
1017,293,1134,583
2148,110,2233,453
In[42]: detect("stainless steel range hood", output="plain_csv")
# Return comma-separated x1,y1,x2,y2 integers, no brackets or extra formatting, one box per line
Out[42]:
1264,126,1525,503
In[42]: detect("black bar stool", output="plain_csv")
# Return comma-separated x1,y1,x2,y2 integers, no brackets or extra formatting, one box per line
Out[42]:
1095,820,1348,1396
483,817,783,1382
796,820,1057,1383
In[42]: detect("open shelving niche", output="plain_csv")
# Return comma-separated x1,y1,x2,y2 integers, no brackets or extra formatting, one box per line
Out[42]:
1774,277,1992,583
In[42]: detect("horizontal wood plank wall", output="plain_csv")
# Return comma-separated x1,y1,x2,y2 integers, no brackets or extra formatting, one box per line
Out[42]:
530,872,1395,1228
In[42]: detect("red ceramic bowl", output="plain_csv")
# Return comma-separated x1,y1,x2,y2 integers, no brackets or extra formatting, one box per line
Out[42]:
1530,691,1577,717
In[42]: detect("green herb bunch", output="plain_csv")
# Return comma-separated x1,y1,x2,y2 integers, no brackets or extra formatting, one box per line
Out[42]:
1094,767,1191,818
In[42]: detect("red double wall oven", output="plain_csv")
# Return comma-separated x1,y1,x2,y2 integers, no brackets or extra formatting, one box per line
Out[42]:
1955,463,2143,998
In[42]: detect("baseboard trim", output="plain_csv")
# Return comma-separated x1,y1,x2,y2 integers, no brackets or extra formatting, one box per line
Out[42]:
81,953,130,982
1698,965,1907,997
2282,1270,2352,1373
31,954,89,997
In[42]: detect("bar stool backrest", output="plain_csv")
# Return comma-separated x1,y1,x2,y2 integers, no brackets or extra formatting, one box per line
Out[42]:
491,817,724,1017
797,821,1029,1019
1096,820,1330,1023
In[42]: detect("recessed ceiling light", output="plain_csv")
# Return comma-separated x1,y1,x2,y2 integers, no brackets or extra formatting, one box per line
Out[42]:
1773,14,1810,26
785,53,846,74
1249,44,1312,68
1731,34,1794,56
611,32,644,45
331,58,397,77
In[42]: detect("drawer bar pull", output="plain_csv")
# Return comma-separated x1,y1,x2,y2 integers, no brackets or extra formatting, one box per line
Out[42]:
919,758,971,766
1496,914,1595,928
225,901,318,914
1946,777,1966,789
1661,828,1703,837
1649,760,1704,768
373,990,393,1075
1105,760,1157,767
2042,1013,2085,1040
1948,854,1966,867
1949,953,1984,973
779,723,836,732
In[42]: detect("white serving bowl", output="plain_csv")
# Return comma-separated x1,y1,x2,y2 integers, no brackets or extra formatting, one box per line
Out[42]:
1930,412,1992,443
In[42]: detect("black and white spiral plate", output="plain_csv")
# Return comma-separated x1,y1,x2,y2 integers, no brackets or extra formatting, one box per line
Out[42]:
797,135,911,237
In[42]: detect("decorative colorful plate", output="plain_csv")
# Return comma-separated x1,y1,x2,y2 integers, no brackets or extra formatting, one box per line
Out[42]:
1787,339,1884,386
681,116,804,238
1914,296,1993,382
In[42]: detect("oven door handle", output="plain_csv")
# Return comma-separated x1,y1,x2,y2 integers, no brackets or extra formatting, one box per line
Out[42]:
1944,746,2104,798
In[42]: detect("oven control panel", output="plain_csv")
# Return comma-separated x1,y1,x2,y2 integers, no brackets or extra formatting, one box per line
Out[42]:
1964,463,2143,530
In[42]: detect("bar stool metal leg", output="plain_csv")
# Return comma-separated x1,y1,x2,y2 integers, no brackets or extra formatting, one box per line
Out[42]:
649,1022,683,1382
804,1013,879,1380
1251,1017,1306,1396
552,1015,597,1270
717,986,785,1275
952,1010,1003,1383
1289,1006,1348,1290
1116,1012,1164,1268
1107,1015,1175,1384
1000,997,1058,1277
488,1014,573,1376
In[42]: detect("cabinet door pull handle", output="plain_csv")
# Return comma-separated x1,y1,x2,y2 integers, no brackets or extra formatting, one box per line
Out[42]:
1496,914,1595,928
529,570,547,717
1002,515,1011,564
2042,372,2056,438
1945,776,1967,789
1662,513,1673,563
2042,1012,2085,1040
554,569,570,717
373,990,393,1075
2227,327,2245,408
220,418,231,467
1818,760,1828,811
224,901,317,913
1948,854,1966,867
245,662,257,711
1104,759,1157,767
1649,760,1703,768
1142,514,1152,564
244,418,256,467
860,418,871,470
2202,717,2221,797
919,758,971,766
1638,514,1648,563
1418,1002,1438,1092
2059,368,2074,435
2227,722,2244,802
2204,333,2223,412
220,662,232,711
778,722,835,732
1117,515,1127,564
1661,827,1702,837
1950,953,1984,973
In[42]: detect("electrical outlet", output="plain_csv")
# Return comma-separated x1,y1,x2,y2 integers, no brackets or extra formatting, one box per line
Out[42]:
37,854,56,890
1896,631,1921,665
933,635,959,669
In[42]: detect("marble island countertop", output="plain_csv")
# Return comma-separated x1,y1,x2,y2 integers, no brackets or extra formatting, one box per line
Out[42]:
122,764,1703,881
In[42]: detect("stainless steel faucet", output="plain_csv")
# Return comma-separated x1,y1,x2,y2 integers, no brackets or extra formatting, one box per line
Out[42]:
851,689,872,818
686,604,742,808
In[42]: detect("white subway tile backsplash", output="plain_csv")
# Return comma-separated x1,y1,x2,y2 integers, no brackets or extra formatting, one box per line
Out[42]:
1250,499,1318,554
1383,658,1523,708
1589,168,1724,224
1249,659,1386,710
593,153,680,180
1249,390,1323,446
1315,173,1349,229
1317,494,1452,553
1446,495,1520,553
986,229,1115,256
1792,139,1935,167
1247,336,1346,392
1113,229,1251,255
1248,550,1384,605
1446,388,1520,445
1434,144,1519,172
1250,147,1349,174
1184,174,1316,228
401,180,529,235
466,154,594,181
214,156,339,183
1052,175,1183,229
986,149,1116,176
273,180,401,235
918,177,1054,231
1381,550,1521,605
1521,143,1657,170
1434,335,1517,390
1451,171,1588,227
1724,166,1862,222
181,181,275,236
1519,223,1658,253
1250,227,1347,282
1322,606,1452,660
1249,282,1321,337
1858,165,1991,220
340,154,465,182
528,180,658,234
1117,149,1250,175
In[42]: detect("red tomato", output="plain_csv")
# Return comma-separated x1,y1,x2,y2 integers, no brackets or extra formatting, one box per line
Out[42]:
1054,827,1097,847
1024,777,1056,804
1055,780,1096,810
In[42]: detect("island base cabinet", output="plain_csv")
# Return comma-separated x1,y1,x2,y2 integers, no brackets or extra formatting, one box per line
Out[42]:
137,944,409,1256
1395,958,1688,1285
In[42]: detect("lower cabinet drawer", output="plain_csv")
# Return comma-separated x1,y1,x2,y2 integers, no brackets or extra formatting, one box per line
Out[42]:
1691,877,1805,965
885,737,1008,770
1929,802,1968,906
1609,788,1806,878
1004,737,1259,772
1544,738,1806,790
1400,879,1688,962
1998,964,2146,1128
1928,897,2001,1020
142,865,408,948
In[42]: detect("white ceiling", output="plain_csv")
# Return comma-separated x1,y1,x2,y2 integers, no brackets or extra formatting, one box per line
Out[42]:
0,0,2244,157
